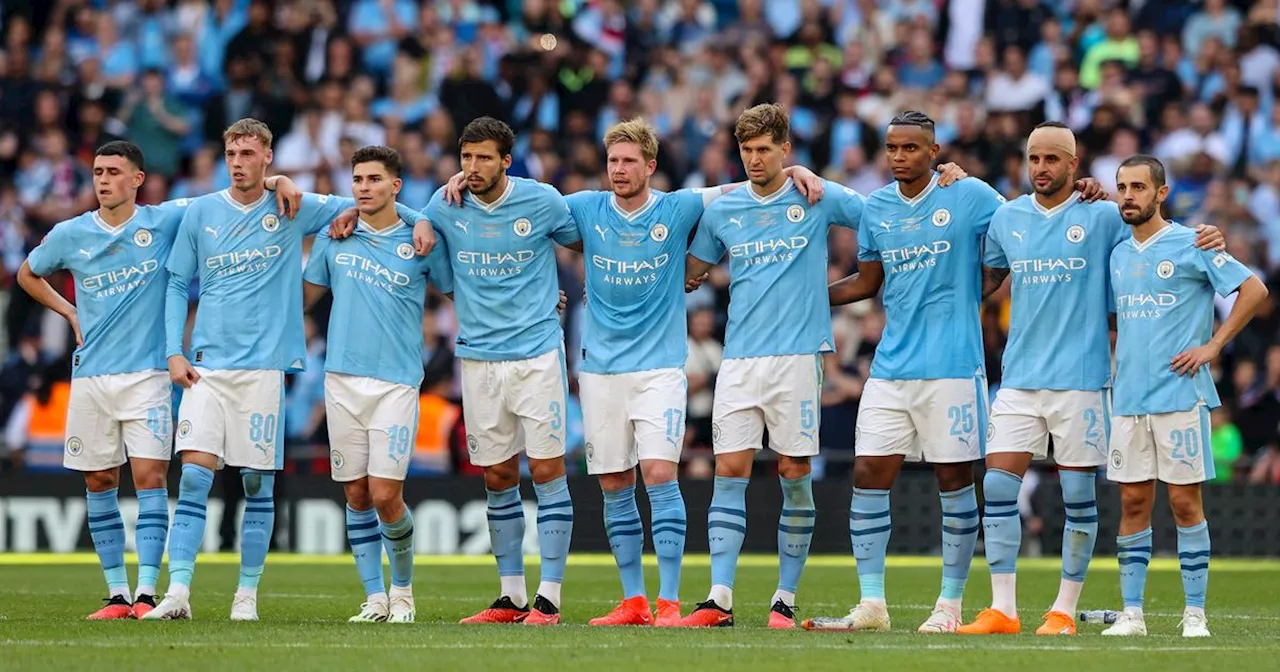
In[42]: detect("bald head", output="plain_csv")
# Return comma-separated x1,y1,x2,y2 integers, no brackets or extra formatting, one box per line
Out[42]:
1026,122,1080,198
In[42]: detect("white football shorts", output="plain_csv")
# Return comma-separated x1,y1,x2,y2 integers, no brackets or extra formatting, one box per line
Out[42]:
1108,404,1214,485
324,372,420,482
580,367,686,474
460,348,568,467
855,376,988,463
711,354,823,458
63,371,173,472
176,368,285,471
986,388,1109,467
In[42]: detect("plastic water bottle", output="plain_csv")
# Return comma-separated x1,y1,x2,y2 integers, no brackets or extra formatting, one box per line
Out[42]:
1079,609,1119,624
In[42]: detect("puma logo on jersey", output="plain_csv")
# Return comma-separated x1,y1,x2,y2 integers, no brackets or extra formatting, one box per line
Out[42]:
77,248,92,258
205,226,221,238
1011,230,1024,242
454,220,469,233
594,224,607,241
879,221,891,232
729,217,744,228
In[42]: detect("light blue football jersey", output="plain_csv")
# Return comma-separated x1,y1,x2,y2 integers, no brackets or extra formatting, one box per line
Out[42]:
857,175,1004,380
567,188,714,374
985,196,1128,391
165,190,385,372
304,219,453,388
1110,225,1253,416
689,179,864,359
423,176,580,361
27,201,190,378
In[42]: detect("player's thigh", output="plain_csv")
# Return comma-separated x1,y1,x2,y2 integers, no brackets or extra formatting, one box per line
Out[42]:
1044,389,1109,467
580,371,636,475
459,358,522,467
324,373,372,482
115,371,175,464
1106,414,1158,483
913,377,985,464
218,369,286,471
508,349,570,462
1151,405,1214,485
630,368,688,465
363,381,420,482
176,367,228,465
854,378,920,460
710,358,766,455
760,354,823,458
63,376,124,472
986,388,1051,461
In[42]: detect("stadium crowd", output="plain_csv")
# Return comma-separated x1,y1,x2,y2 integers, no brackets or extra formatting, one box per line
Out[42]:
0,0,1278,484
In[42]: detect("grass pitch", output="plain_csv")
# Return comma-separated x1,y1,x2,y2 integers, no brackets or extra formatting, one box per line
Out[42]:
1,554,1277,671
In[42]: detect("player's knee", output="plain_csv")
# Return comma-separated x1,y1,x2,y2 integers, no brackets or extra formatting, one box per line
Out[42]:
484,459,521,490
528,457,566,484
934,464,975,491
131,469,166,491
1167,488,1204,525
84,470,119,492
598,470,636,492
853,459,890,489
1119,487,1153,521
344,480,373,510
777,456,811,480
639,460,677,486
986,452,1030,478
373,496,405,522
713,450,753,478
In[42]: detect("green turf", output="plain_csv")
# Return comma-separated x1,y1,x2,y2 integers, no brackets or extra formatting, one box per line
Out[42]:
1,554,1277,671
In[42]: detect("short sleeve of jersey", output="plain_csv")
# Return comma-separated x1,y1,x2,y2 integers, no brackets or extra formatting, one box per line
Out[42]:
674,188,713,226
298,193,353,236
983,207,1010,269
26,223,70,276
544,187,581,245
563,191,597,239
826,181,865,230
148,198,193,234
166,203,201,280
1194,248,1254,297
961,179,1005,236
422,190,447,229
302,234,332,287
688,204,725,263
425,239,454,294
689,187,723,209
856,203,880,262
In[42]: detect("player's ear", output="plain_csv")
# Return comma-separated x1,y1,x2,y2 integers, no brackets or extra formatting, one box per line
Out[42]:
392,177,403,195
646,159,657,177
133,170,146,189
781,141,792,156
264,149,273,166
502,154,512,170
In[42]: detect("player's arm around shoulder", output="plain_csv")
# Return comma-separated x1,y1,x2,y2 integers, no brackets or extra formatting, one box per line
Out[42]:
981,205,1013,299
540,182,583,248
824,180,866,229
685,198,727,283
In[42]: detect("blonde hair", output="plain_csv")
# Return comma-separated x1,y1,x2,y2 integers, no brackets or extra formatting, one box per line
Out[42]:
223,118,273,150
603,118,659,162
734,103,789,145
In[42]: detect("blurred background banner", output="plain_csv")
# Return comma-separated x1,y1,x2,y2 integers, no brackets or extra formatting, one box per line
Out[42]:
2,470,1275,555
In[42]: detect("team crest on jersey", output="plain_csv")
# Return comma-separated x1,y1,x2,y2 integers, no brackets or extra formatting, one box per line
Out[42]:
396,243,415,260
178,420,192,439
513,218,532,237
931,209,952,227
467,434,478,453
65,436,83,457
650,223,669,242
1156,260,1175,279
261,214,280,233
133,228,153,248
1110,449,1123,470
331,451,344,470
1066,225,1086,243
786,205,806,223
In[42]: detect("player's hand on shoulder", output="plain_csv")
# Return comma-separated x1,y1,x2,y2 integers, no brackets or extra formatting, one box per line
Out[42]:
445,171,466,206
1192,223,1227,252
1074,177,1109,202
935,162,968,186
790,166,825,205
413,219,437,255
329,208,358,240
271,176,302,219
168,354,200,388
557,290,568,314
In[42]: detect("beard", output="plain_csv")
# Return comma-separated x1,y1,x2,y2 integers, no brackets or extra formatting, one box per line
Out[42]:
1121,200,1159,226
1033,172,1071,196
467,174,502,198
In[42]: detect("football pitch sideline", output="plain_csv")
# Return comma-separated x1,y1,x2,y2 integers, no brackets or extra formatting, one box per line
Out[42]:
2,554,1278,671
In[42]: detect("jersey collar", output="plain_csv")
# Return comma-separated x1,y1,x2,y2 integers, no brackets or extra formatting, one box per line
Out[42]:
610,190,658,222
894,173,939,207
1131,223,1174,253
91,208,138,235
218,189,270,213
465,177,515,214
1031,192,1079,219
747,177,794,205
357,217,405,236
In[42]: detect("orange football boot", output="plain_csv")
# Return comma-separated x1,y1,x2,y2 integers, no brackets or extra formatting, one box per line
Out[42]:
957,608,1022,635
522,595,561,625
768,600,797,629
1035,610,1077,635
131,594,157,620
589,596,652,626
460,596,530,624
654,599,682,627
677,600,734,627
87,595,134,620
